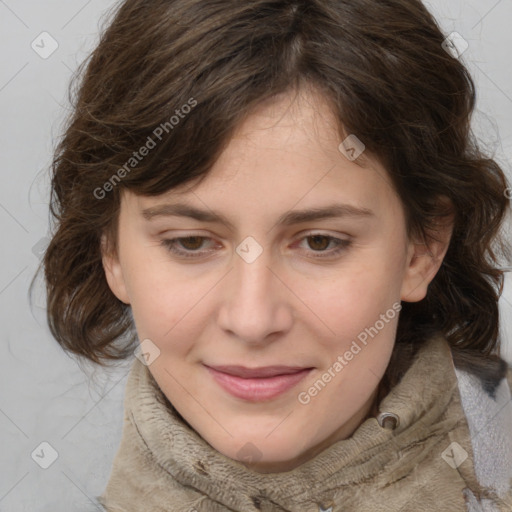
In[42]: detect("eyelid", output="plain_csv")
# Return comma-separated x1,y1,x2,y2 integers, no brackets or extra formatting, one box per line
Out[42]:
159,230,353,260
158,229,351,240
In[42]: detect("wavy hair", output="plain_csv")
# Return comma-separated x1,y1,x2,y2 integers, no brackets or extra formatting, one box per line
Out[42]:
33,0,511,390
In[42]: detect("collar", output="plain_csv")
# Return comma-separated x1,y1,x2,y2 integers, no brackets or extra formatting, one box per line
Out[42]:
102,332,483,511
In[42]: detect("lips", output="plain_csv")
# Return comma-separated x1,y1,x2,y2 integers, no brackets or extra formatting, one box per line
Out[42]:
206,365,310,378
204,364,313,401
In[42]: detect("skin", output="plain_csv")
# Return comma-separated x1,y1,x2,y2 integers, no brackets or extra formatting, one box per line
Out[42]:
102,85,453,473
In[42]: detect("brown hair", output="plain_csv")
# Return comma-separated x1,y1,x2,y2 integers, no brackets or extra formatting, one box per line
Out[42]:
33,0,511,388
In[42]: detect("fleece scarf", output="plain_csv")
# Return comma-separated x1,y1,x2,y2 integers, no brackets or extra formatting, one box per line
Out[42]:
99,333,512,512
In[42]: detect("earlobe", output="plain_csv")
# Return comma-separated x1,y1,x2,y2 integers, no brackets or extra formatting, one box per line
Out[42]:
400,213,454,303
101,234,131,305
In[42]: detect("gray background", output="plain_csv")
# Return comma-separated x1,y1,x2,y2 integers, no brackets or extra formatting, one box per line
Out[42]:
1,0,511,510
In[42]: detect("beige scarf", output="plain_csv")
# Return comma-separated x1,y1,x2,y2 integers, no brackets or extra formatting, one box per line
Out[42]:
99,334,512,511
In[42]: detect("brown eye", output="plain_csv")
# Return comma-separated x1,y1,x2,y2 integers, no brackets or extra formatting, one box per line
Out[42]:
178,236,206,250
295,233,352,259
161,236,216,259
307,235,331,251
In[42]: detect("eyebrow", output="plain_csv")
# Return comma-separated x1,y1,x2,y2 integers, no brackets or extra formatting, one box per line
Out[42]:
141,202,375,228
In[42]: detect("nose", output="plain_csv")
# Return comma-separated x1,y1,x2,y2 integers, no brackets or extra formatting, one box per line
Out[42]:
216,239,293,345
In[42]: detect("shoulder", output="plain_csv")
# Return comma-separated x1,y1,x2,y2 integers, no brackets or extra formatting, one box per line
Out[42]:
454,359,512,508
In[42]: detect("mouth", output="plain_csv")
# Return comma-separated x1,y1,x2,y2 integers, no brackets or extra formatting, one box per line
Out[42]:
203,364,314,402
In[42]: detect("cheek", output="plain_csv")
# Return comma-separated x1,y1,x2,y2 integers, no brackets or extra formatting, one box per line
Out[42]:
294,243,404,361
121,246,200,346
311,260,401,331
306,274,398,405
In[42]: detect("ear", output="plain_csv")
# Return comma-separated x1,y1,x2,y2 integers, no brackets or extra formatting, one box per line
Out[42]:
101,233,131,305
400,203,454,303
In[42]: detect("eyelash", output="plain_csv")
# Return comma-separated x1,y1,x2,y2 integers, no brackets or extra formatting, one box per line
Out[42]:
160,233,352,260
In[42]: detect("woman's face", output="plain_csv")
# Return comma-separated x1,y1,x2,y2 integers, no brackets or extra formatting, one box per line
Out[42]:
103,86,449,472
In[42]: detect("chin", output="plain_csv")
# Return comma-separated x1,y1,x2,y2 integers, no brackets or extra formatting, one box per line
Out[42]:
234,450,304,473
215,433,311,473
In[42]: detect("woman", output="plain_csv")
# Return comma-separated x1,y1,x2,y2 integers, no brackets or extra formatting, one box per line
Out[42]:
37,0,512,510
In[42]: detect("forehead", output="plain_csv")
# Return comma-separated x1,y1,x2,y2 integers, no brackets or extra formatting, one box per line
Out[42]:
124,87,401,223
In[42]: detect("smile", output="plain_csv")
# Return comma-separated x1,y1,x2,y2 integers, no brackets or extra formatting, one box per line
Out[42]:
204,365,314,402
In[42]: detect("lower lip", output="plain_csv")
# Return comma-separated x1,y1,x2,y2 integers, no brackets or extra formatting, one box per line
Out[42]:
205,366,313,402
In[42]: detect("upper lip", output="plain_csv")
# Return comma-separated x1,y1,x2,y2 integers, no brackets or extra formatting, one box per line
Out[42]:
205,365,312,378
